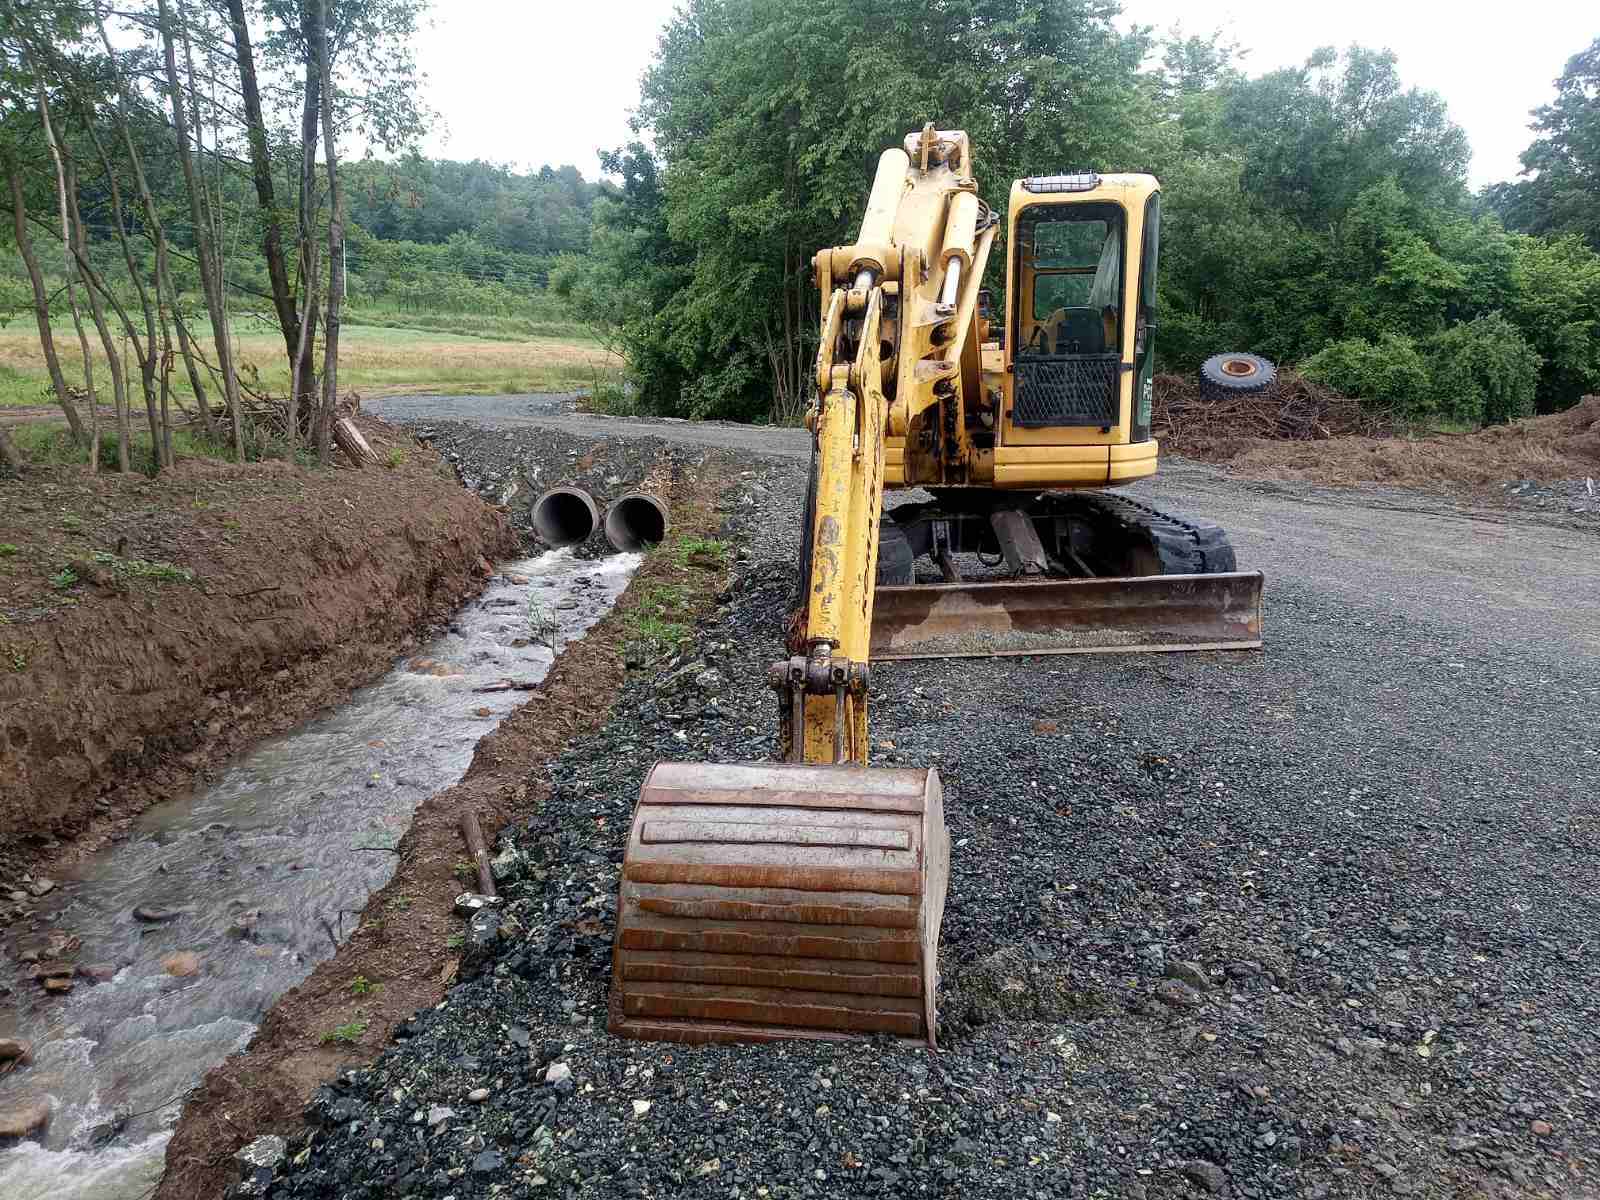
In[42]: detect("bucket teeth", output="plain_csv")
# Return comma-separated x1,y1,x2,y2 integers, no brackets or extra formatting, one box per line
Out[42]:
609,762,949,1046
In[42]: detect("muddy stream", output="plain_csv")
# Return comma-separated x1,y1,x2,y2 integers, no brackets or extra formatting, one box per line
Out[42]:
0,548,639,1199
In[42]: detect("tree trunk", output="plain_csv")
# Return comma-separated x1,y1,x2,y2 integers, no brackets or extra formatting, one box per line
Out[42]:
63,158,128,473
160,0,242,459
225,0,301,395
316,0,344,466
36,78,103,464
95,9,210,440
7,155,84,444
80,115,159,473
295,0,324,449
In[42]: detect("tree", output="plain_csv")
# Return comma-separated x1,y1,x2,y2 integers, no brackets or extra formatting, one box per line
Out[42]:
1220,46,1469,229
587,0,1155,420
1485,37,1600,251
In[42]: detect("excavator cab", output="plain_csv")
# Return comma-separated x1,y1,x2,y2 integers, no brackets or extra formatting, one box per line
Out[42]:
610,129,1260,1049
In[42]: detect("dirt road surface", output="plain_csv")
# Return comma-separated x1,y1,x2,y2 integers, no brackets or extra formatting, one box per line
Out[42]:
254,393,1597,1200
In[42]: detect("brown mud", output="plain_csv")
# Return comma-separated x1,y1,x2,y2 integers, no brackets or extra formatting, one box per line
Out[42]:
0,418,518,916
152,451,731,1200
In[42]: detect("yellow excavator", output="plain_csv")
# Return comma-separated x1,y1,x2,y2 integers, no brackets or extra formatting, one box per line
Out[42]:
608,126,1263,1046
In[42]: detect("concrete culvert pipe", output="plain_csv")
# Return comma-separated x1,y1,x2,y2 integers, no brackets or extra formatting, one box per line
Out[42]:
531,486,599,548
604,492,670,552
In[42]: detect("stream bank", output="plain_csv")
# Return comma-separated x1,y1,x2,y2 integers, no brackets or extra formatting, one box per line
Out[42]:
0,417,518,916
150,425,742,1200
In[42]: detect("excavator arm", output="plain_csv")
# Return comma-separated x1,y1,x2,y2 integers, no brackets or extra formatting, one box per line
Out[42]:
780,126,998,765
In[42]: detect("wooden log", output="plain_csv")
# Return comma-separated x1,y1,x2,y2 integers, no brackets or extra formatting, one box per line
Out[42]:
333,416,380,468
459,810,496,898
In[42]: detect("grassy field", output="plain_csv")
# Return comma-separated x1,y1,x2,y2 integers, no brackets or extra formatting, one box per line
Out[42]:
0,315,620,410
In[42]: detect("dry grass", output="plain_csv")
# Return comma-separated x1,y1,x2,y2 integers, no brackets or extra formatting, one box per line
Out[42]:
0,320,621,409
1168,395,1600,486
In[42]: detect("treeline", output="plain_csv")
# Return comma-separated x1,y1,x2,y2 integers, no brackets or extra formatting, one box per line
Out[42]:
0,0,606,473
0,0,436,473
556,0,1600,427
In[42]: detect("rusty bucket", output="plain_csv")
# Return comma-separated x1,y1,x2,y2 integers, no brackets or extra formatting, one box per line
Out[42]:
609,761,949,1046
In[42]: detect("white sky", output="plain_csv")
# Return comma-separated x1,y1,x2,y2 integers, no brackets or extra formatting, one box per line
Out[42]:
416,0,1595,189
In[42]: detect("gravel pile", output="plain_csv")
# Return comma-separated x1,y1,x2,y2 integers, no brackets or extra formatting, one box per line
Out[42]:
1498,475,1600,518
253,443,1596,1200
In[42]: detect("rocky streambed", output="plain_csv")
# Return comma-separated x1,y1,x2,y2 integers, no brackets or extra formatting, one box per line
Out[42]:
0,549,639,1199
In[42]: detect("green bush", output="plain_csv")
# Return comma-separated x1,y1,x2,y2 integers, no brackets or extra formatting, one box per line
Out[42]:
1424,313,1542,426
1301,334,1434,416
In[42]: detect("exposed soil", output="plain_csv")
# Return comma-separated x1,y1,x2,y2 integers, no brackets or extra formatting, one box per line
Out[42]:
1157,380,1600,492
0,418,518,921
152,433,739,1200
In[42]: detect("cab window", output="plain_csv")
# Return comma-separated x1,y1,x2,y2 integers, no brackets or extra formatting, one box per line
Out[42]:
1015,203,1124,358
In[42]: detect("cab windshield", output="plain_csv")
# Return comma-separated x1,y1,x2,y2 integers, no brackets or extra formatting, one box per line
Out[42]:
1015,204,1124,358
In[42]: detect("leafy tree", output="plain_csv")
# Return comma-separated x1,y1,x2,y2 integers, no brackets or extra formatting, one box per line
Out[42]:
585,0,1157,421
1301,333,1433,416
1425,314,1541,425
1483,37,1600,250
1220,46,1469,229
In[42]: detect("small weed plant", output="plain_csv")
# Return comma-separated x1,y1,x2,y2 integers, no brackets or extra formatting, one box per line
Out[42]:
319,1020,368,1045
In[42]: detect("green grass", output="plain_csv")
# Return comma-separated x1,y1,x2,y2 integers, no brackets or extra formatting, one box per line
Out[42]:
1,312,618,412
318,1019,368,1045
8,421,260,471
348,975,377,997
89,551,195,585
0,544,17,557
674,537,729,569
445,932,465,950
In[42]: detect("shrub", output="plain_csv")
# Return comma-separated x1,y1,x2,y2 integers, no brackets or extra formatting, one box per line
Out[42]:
1301,334,1433,417
1424,314,1542,426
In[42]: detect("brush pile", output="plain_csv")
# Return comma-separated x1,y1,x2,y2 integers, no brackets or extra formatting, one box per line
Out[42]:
1153,371,1396,447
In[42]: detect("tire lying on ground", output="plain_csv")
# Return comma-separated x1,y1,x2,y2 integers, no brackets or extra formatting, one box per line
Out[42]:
1199,352,1277,400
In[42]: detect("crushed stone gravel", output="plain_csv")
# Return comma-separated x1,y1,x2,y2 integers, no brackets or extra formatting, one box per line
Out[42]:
258,405,1598,1200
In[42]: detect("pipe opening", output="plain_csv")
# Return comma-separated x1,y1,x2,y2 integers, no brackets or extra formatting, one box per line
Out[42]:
604,493,669,552
531,487,599,548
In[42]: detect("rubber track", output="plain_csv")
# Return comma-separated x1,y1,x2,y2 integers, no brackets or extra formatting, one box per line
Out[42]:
1043,491,1239,575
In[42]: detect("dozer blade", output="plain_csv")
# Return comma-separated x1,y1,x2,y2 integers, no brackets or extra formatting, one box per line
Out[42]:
609,761,948,1047
870,570,1264,660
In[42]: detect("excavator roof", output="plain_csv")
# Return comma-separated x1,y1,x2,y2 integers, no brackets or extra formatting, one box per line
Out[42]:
1010,172,1159,210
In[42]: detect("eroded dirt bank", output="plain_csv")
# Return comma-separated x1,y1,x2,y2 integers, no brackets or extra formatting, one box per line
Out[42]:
0,419,518,915
153,427,742,1200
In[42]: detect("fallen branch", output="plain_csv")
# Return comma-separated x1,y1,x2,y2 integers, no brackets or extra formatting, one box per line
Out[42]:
458,810,496,898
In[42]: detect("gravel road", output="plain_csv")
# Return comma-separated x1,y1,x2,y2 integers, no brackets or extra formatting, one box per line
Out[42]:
264,394,1600,1200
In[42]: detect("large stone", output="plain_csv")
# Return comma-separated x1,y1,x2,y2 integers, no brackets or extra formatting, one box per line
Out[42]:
1165,960,1211,991
133,905,188,923
459,909,502,981
161,951,201,977
1180,1160,1229,1196
231,1134,287,1198
0,1038,31,1064
0,1097,52,1140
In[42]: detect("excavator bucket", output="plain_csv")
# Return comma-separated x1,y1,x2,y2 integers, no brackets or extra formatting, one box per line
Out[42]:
870,570,1265,659
609,762,949,1046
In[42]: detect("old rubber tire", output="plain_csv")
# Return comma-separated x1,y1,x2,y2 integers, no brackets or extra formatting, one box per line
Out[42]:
1199,352,1277,400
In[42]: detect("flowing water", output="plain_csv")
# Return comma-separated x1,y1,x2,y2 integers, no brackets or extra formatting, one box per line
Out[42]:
0,549,639,1199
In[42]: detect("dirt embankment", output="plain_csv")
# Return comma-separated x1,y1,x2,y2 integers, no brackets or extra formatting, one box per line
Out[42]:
154,430,738,1200
1156,375,1600,491
0,419,518,912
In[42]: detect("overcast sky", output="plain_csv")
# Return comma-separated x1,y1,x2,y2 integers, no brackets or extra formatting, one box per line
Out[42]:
416,1,1594,190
